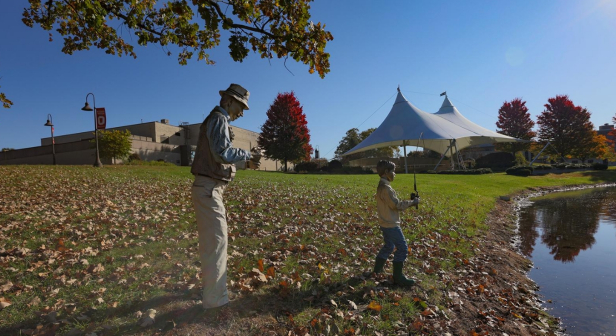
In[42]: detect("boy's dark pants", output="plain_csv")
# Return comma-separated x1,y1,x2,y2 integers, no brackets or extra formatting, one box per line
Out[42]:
377,226,408,262
374,226,415,286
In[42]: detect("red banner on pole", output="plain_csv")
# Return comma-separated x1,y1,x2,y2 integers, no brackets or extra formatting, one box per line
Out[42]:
96,108,106,130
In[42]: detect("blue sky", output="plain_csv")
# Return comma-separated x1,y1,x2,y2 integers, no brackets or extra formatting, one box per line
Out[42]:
2,1,616,159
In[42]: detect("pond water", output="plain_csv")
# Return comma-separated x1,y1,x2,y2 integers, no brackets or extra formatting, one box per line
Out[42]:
519,187,616,336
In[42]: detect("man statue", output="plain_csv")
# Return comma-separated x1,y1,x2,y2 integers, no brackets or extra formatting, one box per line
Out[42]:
191,83,261,311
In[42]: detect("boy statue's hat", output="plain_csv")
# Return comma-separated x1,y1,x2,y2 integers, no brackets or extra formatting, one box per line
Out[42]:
219,83,250,110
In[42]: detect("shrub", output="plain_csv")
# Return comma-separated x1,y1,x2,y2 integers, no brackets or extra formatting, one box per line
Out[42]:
593,163,608,170
552,163,592,170
463,159,476,169
329,166,373,174
128,153,142,162
312,158,329,169
517,169,532,176
124,160,176,166
506,165,534,176
437,168,492,175
514,152,528,166
294,161,319,173
532,164,552,170
475,152,515,170
328,160,343,170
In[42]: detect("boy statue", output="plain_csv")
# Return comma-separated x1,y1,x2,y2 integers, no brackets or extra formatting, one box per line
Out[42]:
373,160,420,286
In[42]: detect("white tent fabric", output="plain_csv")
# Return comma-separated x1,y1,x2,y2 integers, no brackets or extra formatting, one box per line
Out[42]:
343,90,522,156
434,96,514,141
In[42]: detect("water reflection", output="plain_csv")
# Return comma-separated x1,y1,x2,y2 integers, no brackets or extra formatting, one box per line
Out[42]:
519,188,602,263
520,187,616,335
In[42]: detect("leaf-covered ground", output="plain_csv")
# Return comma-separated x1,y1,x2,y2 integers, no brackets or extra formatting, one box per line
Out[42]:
1,165,615,335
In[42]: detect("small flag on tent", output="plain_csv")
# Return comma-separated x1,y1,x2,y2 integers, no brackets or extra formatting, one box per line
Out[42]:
440,92,447,96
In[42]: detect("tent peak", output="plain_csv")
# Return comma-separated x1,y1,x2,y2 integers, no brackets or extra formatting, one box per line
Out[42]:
394,90,408,104
440,96,454,109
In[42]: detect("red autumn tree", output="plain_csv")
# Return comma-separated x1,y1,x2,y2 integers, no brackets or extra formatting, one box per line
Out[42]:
607,116,616,157
495,98,535,154
537,95,595,159
258,92,313,171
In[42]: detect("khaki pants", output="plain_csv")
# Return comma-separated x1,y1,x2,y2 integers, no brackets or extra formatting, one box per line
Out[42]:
191,175,229,309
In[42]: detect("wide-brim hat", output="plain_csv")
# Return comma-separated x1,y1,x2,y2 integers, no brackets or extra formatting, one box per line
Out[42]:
219,83,250,110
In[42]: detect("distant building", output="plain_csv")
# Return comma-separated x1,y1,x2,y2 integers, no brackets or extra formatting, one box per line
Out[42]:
597,123,616,151
597,123,614,138
0,119,282,170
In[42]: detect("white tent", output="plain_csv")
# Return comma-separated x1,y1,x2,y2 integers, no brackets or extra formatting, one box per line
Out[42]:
343,89,523,169
434,96,517,146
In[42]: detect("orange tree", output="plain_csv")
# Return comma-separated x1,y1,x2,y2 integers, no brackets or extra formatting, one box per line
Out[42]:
258,92,312,171
586,133,616,161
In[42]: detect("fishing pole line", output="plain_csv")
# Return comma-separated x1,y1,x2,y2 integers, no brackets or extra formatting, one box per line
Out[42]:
411,132,423,209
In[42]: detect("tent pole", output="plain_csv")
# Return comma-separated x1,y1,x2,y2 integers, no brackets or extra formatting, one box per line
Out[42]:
434,142,453,171
403,141,408,174
530,141,550,166
450,140,455,170
453,140,463,170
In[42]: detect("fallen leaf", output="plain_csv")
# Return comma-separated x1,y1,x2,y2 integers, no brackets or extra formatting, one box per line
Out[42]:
348,300,357,310
86,263,105,274
28,296,42,307
257,259,264,272
367,301,382,312
0,297,11,309
0,281,13,293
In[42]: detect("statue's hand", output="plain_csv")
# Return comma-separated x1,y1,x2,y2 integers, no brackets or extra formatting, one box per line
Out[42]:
246,160,260,170
250,147,263,160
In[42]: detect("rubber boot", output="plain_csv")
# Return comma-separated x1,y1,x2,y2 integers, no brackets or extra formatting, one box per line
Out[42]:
393,261,415,286
373,257,387,274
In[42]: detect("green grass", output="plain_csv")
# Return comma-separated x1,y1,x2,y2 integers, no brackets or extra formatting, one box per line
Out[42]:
1,165,615,335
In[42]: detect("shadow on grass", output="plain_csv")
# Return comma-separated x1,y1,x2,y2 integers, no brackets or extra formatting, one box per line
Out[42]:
578,170,616,183
0,272,405,335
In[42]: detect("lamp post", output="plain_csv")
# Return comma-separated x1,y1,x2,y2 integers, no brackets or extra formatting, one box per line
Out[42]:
44,114,56,165
81,93,103,167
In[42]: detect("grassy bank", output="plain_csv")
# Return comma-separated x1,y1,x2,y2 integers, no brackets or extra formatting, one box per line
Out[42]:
1,165,614,335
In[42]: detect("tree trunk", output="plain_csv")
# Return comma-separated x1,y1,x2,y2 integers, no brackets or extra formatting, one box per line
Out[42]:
284,159,288,172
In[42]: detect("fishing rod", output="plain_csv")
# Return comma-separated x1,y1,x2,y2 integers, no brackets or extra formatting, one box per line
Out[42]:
410,132,423,209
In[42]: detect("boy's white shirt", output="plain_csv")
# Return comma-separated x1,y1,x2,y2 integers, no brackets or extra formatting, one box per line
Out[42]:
376,177,413,228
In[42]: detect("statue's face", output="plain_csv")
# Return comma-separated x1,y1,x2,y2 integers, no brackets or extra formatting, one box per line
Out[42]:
227,99,245,121
385,169,395,182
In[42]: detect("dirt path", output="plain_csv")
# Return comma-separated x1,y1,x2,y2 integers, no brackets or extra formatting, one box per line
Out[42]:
437,190,563,335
